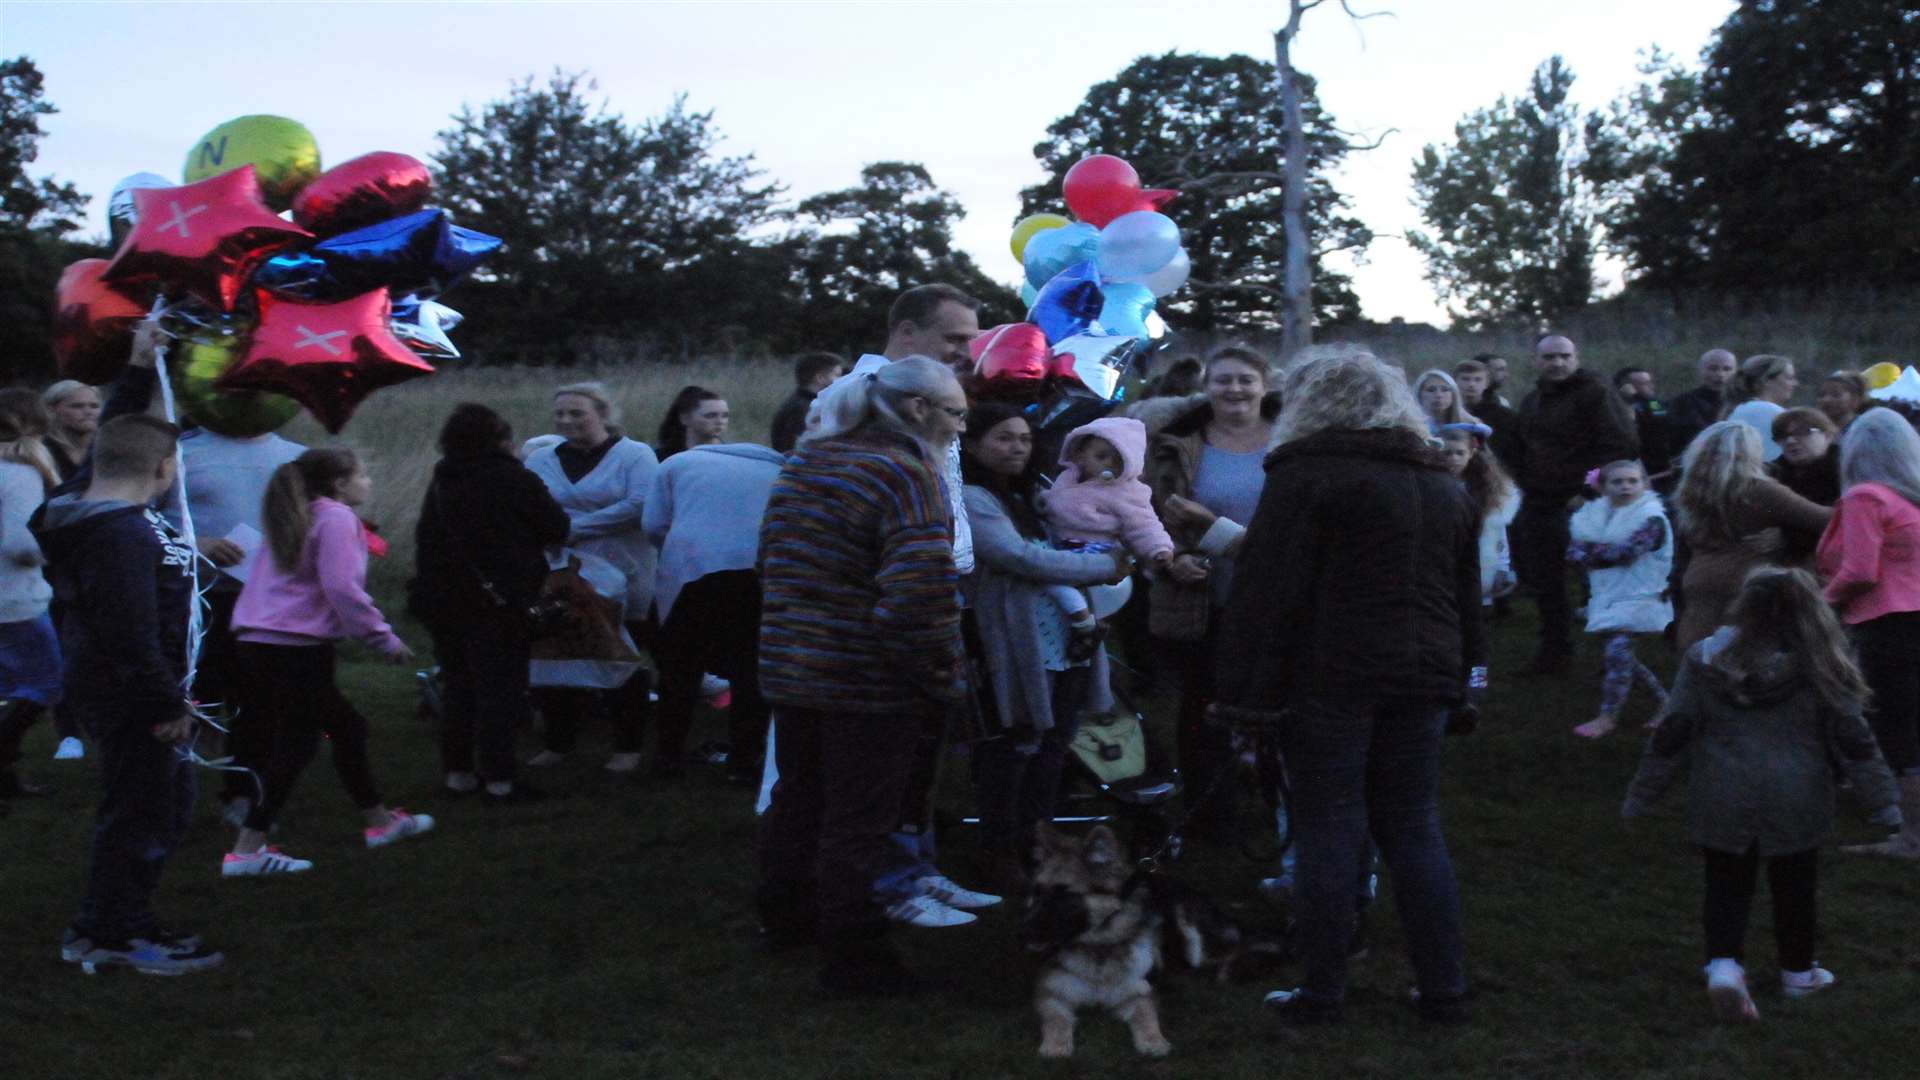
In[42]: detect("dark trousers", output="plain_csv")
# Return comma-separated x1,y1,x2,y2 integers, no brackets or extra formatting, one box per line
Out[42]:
653,571,771,768
0,699,45,772
1513,497,1575,658
539,620,655,755
1166,625,1237,836
434,615,530,784
74,702,196,941
1855,612,1920,775
235,642,381,832
1281,697,1466,1004
199,587,270,803
973,667,1089,851
757,705,926,938
1702,845,1817,971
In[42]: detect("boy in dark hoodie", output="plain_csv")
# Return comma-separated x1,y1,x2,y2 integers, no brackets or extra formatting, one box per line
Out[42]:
32,414,224,975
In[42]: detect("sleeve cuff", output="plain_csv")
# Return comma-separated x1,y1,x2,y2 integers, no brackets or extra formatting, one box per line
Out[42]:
1196,516,1245,556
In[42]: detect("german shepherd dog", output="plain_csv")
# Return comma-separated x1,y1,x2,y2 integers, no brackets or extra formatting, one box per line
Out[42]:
1022,824,1285,1059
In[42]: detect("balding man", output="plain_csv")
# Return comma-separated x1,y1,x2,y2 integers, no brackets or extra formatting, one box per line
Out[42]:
1667,349,1738,460
1506,334,1639,674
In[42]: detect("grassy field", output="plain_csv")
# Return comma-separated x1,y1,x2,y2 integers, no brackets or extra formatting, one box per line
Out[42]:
4,605,1919,1080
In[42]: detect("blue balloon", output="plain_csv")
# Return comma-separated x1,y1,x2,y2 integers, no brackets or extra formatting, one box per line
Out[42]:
252,251,335,300
1097,282,1157,342
1022,222,1099,290
1019,282,1038,307
311,209,502,298
1096,211,1181,281
1028,261,1104,346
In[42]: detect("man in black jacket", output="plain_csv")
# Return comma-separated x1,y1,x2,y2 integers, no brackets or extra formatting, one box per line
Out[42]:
1214,349,1481,1027
1666,348,1737,463
769,352,846,453
1506,335,1639,673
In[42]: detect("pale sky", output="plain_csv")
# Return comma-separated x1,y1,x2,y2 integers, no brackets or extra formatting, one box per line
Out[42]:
4,0,1736,327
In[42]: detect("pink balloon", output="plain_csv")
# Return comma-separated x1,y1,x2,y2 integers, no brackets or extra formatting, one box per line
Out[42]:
1063,155,1142,229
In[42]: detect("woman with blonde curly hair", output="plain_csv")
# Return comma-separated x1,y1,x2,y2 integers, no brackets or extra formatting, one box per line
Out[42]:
1216,345,1483,1025
1672,421,1830,651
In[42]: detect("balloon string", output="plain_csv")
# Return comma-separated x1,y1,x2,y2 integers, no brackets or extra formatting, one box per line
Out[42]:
149,309,261,799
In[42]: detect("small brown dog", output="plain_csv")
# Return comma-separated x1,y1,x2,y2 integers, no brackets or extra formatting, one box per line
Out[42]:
1023,824,1283,1058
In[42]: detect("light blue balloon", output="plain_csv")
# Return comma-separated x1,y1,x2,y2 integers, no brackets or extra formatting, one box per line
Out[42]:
1023,222,1100,290
1019,282,1039,307
1097,282,1157,342
1096,211,1181,281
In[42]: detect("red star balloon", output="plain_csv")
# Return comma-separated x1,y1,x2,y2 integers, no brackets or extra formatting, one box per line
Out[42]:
53,259,150,383
102,165,311,312
970,323,1051,401
218,288,434,433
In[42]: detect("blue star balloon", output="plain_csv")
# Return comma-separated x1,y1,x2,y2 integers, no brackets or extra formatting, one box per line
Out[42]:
310,209,500,298
1027,260,1105,346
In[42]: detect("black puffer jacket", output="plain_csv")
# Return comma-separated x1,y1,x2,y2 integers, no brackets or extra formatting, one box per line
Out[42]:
1213,428,1486,709
1507,368,1639,499
410,450,571,628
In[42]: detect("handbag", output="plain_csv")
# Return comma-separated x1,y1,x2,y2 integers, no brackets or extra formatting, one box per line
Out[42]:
1148,569,1210,642
527,554,640,663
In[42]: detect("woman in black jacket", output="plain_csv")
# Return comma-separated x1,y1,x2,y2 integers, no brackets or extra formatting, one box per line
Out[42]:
411,404,570,803
1214,347,1484,1027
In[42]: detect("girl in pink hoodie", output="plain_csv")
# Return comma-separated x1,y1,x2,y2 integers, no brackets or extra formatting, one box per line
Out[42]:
223,448,430,877
1036,417,1175,657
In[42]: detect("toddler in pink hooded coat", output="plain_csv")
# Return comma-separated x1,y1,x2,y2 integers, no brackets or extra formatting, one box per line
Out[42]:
1035,416,1176,645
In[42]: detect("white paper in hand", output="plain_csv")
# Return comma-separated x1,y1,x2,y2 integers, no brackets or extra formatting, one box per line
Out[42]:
223,523,264,583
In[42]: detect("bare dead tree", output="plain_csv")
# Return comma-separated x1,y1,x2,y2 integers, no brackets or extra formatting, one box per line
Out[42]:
1275,0,1392,359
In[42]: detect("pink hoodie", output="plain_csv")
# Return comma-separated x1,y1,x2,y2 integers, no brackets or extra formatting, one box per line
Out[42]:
1818,482,1920,625
1037,416,1175,560
233,497,405,656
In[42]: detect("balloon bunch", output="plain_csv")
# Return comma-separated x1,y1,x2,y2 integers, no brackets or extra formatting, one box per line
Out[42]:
974,154,1187,404
53,115,499,433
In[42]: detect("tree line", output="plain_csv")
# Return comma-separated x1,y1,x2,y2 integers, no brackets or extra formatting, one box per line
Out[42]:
1411,0,1919,329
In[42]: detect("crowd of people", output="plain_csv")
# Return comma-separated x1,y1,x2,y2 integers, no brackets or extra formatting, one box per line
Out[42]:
2,287,1915,1034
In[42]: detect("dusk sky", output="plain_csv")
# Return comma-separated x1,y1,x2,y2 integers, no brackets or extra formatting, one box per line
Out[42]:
6,1,1737,327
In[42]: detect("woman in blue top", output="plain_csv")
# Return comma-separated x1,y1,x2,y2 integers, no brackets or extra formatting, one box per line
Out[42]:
1143,346,1279,841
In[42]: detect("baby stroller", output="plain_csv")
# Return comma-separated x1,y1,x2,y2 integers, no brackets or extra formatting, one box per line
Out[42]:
1057,680,1184,861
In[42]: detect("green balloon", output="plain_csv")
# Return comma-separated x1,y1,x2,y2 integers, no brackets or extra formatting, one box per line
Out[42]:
183,114,321,213
172,336,302,437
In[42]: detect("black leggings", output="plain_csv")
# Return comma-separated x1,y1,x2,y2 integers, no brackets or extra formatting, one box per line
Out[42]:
236,642,381,832
1702,845,1817,972
653,571,771,768
1855,611,1920,775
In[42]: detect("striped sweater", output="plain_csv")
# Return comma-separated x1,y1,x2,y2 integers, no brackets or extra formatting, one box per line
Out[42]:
757,429,962,713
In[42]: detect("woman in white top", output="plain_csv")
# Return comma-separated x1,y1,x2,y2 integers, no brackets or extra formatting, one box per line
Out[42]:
1723,354,1799,462
0,390,63,799
522,383,660,773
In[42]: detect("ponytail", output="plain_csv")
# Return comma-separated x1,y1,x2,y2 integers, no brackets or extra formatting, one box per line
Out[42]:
804,357,958,457
262,447,361,570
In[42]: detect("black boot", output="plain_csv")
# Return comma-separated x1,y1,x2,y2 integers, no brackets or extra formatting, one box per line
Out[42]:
0,699,50,798
818,929,920,996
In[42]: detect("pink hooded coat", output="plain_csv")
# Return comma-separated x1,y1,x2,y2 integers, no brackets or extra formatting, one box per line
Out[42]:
1037,416,1176,560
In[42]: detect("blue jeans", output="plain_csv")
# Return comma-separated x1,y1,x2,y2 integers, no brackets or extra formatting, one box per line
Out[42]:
1280,697,1465,1004
75,702,197,941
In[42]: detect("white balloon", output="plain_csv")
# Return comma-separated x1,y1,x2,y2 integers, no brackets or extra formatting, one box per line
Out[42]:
1135,247,1191,298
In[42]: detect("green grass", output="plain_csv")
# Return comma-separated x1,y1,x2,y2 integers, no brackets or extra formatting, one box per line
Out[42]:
5,608,1919,1080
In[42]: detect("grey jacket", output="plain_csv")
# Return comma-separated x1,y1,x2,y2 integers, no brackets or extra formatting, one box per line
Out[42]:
1623,628,1900,855
962,484,1116,733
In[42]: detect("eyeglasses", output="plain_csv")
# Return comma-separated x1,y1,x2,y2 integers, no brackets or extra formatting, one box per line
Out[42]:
917,396,968,421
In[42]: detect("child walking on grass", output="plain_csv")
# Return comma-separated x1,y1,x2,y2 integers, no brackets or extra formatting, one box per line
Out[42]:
1567,460,1673,738
1622,568,1900,1024
224,448,428,877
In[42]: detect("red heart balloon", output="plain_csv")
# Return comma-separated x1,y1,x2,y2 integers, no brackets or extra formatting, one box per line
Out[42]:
1063,155,1143,229
102,166,311,311
970,323,1051,400
53,259,150,383
293,152,434,236
219,288,434,432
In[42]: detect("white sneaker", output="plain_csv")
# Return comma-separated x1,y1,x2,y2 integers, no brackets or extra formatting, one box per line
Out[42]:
885,893,976,928
221,847,314,877
364,809,436,849
1705,958,1760,1022
1782,965,1836,998
526,749,567,767
918,873,1001,910
52,737,84,761
604,752,642,773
